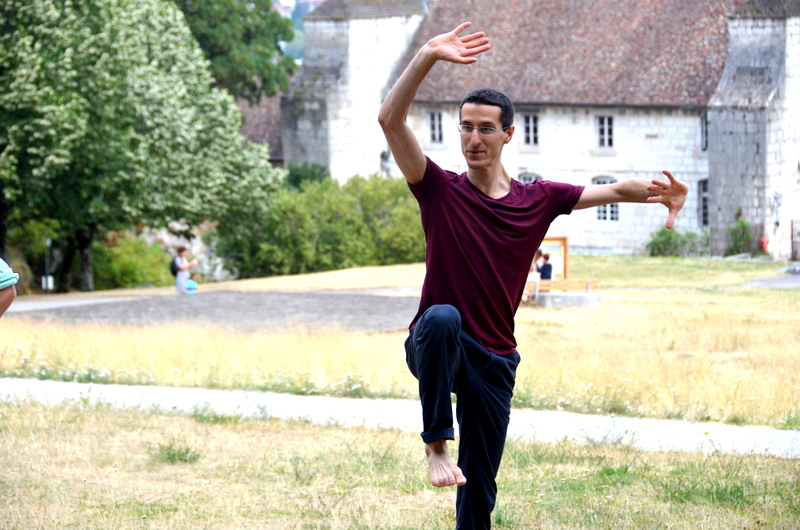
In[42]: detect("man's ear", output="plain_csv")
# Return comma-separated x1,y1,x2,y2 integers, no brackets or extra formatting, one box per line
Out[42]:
504,125,515,144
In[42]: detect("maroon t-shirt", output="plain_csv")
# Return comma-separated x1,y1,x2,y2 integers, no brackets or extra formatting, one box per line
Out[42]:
409,157,584,355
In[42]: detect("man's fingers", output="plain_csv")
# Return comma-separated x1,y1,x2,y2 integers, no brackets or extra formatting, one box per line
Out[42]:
462,43,491,57
452,21,472,35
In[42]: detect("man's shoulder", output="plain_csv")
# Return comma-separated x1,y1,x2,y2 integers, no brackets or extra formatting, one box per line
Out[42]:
424,157,463,179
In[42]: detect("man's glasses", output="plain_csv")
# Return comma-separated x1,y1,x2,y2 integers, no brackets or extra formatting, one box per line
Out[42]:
457,124,510,136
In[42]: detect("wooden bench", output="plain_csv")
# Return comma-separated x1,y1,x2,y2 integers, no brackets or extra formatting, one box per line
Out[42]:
521,278,599,306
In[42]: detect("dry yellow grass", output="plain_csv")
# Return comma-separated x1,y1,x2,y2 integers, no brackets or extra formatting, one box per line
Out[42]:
513,287,800,425
2,259,798,427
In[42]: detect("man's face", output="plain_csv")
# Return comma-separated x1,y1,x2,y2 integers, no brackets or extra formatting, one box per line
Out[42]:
459,103,514,171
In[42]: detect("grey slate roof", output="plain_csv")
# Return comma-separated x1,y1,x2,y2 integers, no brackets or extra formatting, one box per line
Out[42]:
305,0,426,20
734,0,800,17
392,0,754,108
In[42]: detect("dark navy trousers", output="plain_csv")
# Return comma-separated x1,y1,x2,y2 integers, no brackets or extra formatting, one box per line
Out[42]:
405,305,520,530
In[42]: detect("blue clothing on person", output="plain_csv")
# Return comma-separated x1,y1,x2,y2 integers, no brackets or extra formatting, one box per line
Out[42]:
0,258,19,289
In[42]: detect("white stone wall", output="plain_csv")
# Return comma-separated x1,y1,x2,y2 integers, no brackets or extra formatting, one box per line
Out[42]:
326,15,422,182
707,15,800,259
767,16,800,260
391,103,709,254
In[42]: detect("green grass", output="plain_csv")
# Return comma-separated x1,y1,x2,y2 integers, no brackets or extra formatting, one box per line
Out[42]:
569,254,787,288
1,400,799,529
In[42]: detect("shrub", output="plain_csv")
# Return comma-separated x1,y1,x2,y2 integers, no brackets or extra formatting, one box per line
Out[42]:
92,235,173,289
726,217,754,256
284,162,330,190
646,228,710,257
213,173,425,277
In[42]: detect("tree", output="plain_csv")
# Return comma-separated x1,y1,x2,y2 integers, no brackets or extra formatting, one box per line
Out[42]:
1,0,282,290
212,174,426,278
174,0,296,105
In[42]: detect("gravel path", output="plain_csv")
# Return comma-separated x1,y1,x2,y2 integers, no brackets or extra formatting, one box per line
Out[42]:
6,289,421,333
2,378,799,459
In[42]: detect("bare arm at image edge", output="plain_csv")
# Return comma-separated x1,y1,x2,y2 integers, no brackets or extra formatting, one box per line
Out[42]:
0,258,19,318
378,22,491,185
0,285,16,317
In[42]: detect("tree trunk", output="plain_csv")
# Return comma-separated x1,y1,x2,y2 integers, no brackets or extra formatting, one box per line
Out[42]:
0,192,9,262
76,226,95,291
54,237,76,293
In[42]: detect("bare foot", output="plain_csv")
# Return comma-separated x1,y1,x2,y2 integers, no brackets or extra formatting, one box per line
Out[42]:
425,440,466,487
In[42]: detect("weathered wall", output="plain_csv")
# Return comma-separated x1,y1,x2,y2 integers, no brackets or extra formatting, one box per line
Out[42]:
707,15,800,258
283,14,422,180
394,104,709,253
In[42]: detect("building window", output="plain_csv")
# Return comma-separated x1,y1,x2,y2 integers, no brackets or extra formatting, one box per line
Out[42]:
429,112,442,143
699,179,709,227
700,113,709,152
597,116,613,148
523,114,539,146
518,172,542,184
593,176,619,221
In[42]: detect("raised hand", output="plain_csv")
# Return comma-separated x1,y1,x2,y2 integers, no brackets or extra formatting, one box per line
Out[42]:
647,170,689,229
426,21,491,64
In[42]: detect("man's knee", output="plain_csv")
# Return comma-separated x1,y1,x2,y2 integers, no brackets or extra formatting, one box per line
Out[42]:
418,304,461,332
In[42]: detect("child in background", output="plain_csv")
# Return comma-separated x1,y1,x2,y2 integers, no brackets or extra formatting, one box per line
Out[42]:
539,253,553,280
185,272,199,294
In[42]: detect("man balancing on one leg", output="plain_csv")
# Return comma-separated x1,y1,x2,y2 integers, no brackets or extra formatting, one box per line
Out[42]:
378,21,688,529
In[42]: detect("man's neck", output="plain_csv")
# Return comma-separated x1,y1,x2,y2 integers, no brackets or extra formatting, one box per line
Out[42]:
467,166,511,199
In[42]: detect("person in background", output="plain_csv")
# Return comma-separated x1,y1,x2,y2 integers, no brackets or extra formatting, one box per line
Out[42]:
539,253,553,280
0,258,19,317
174,246,198,294
185,272,199,294
532,248,545,274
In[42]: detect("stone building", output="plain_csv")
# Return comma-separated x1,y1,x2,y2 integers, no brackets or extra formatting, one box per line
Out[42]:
281,0,800,259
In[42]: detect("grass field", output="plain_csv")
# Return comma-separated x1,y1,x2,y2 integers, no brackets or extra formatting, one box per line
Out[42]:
1,255,799,528
1,400,798,529
2,256,798,428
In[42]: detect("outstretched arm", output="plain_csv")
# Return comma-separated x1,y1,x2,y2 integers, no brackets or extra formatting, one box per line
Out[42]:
573,170,688,229
378,22,490,185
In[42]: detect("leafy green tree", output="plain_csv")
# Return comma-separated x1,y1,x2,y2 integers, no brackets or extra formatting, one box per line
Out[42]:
219,179,376,277
343,174,425,265
1,0,281,290
212,174,425,277
174,0,296,105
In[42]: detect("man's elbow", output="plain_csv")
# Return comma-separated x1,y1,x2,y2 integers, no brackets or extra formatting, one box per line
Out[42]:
378,104,402,133
377,108,392,131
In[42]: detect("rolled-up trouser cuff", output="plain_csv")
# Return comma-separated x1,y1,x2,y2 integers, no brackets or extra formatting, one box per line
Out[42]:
421,427,455,444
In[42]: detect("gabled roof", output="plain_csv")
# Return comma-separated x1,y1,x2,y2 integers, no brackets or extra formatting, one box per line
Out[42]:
395,0,752,107
735,0,800,17
305,0,426,21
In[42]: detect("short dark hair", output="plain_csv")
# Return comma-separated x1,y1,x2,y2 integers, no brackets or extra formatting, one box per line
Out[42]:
460,89,515,130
